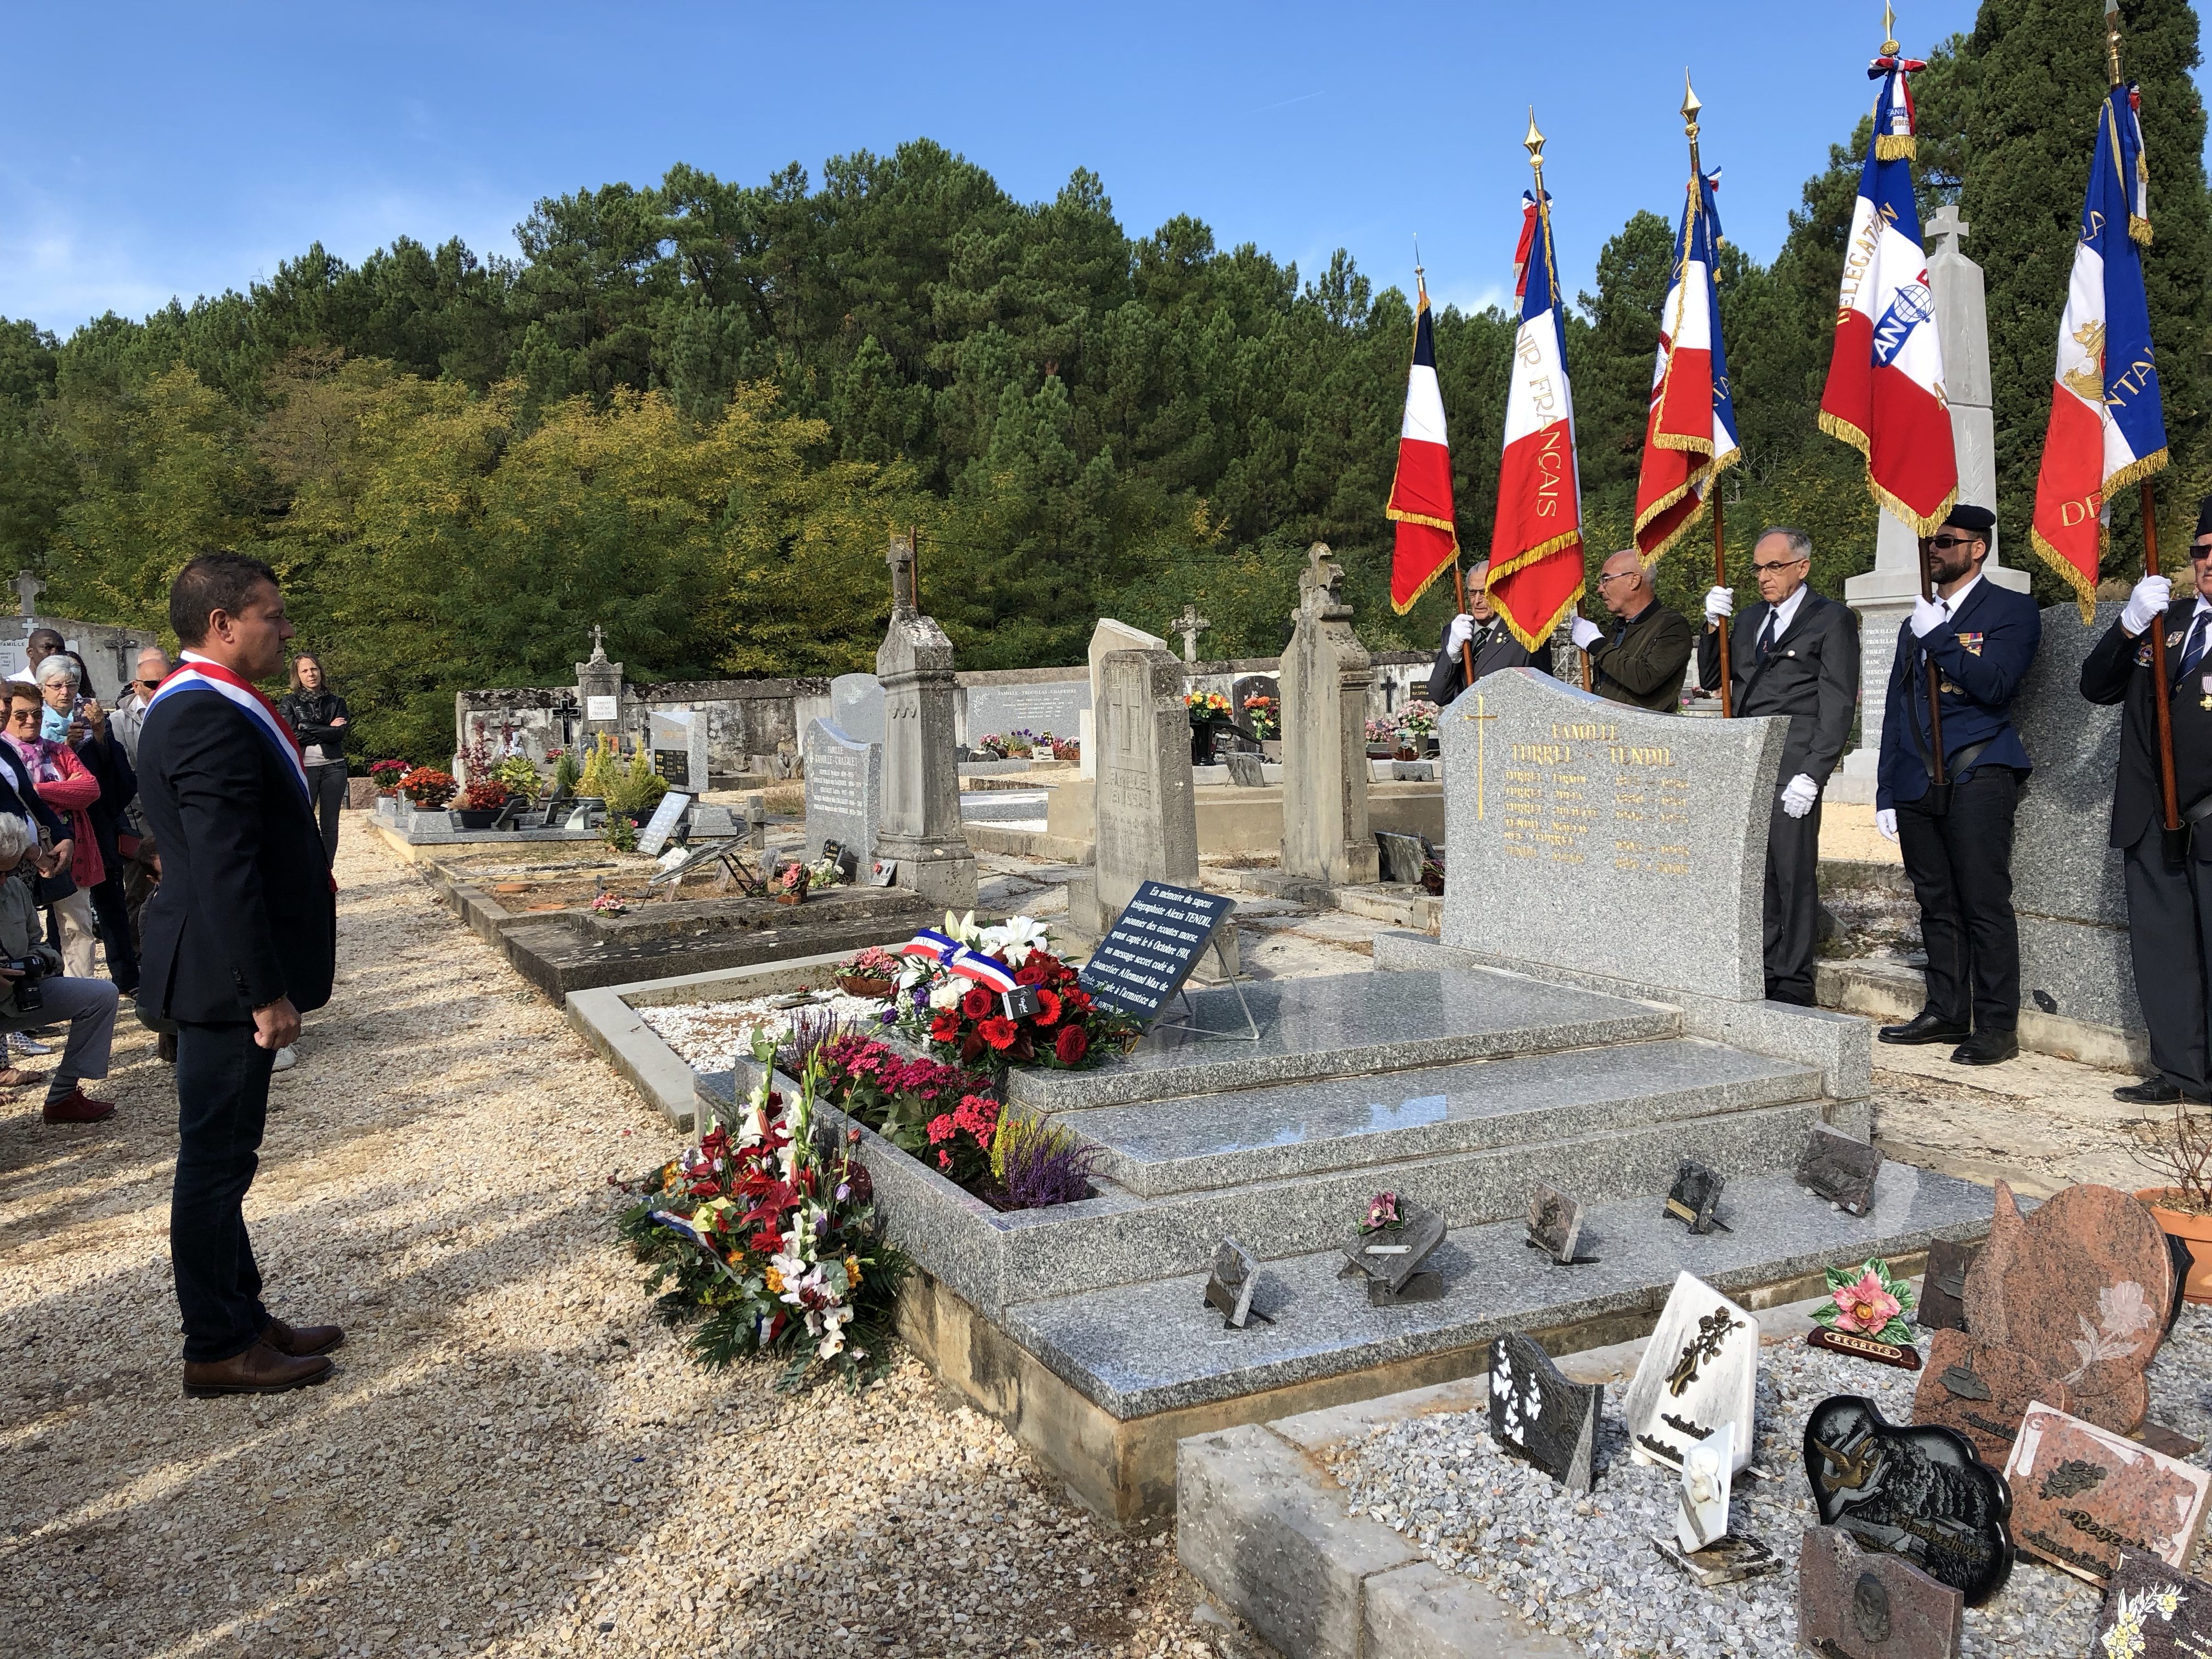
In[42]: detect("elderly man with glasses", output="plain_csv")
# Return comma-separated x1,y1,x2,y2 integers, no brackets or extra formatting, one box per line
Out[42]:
1873,503,2044,1066
2084,495,2212,1107
1695,527,1860,1005
110,645,173,772
1566,548,1695,714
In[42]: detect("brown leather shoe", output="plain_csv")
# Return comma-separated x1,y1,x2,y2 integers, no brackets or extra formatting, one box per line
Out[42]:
182,1338,334,1398
43,1088,115,1124
264,1317,345,1357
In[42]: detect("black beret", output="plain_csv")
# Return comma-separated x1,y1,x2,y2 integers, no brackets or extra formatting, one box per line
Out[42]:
2195,494,2212,540
1943,504,1995,535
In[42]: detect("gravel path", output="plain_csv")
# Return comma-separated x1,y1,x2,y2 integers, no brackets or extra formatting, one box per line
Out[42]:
0,822,1251,1659
1328,1311,2212,1658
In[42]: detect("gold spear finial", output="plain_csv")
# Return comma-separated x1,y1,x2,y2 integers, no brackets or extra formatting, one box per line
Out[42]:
1881,2,1899,57
1525,108,1546,168
1681,70,1702,132
2106,0,2125,87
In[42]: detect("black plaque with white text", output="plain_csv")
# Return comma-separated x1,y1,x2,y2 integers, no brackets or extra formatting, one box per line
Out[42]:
1078,881,1235,1024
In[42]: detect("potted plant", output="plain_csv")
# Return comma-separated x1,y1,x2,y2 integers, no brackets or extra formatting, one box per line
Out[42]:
2137,1103,2212,1304
369,758,409,797
834,945,901,1000
772,862,810,905
1364,715,1398,759
399,766,458,814
1395,701,1440,761
455,778,509,829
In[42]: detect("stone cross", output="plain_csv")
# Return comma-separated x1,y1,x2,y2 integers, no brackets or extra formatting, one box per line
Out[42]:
12,571,43,620
888,532,917,616
587,623,608,663
1173,603,1210,663
1925,204,1968,254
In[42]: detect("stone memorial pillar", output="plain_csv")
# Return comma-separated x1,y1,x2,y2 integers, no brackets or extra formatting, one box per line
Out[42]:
1831,208,2032,803
873,532,978,909
577,625,625,749
1279,543,1379,885
1091,647,1203,935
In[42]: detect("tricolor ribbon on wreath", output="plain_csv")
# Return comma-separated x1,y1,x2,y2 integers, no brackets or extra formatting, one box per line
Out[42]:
900,930,1018,994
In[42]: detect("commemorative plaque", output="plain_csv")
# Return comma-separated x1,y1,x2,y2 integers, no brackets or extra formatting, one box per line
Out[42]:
1076,880,1237,1025
1801,1395,2014,1605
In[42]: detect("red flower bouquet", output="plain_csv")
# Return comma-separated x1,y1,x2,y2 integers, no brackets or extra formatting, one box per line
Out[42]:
912,947,1134,1071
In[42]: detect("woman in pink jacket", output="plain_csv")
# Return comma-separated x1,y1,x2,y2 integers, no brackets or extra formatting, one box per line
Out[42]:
9,668,101,977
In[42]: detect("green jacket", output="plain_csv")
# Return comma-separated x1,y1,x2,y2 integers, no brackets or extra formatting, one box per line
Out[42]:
1587,601,1694,715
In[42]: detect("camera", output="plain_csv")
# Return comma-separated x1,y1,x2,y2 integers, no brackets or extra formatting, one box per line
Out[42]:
2,954,46,1013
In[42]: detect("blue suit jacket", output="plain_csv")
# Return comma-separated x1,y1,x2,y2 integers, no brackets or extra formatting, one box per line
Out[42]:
1876,577,2042,810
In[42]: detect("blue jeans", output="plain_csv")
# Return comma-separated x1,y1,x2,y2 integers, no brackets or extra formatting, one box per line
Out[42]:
170,1022,275,1363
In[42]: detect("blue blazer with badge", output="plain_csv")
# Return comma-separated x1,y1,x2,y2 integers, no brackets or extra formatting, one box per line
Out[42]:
1876,576,2042,810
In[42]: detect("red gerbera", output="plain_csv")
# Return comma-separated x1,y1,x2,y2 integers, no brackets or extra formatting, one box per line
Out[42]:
1055,1024,1089,1065
978,1017,1019,1051
961,987,993,1019
930,1012,961,1043
1032,988,1063,1026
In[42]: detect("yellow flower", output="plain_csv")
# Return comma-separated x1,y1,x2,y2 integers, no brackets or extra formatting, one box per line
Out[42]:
764,1265,785,1295
845,1255,862,1285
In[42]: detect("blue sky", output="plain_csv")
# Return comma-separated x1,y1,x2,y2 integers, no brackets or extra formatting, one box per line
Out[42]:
3,1,2168,334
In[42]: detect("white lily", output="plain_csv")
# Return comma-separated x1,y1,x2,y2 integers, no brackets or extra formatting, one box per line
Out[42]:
983,915,1048,966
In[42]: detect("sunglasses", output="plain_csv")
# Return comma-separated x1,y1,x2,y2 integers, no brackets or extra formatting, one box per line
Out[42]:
133,677,162,690
1922,533,1981,551
2191,540,2212,562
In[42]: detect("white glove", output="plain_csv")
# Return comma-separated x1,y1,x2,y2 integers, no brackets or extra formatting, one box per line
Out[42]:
1570,616,1602,651
1780,774,1818,819
1703,585,1735,624
1875,808,1899,842
1445,613,1475,654
1909,596,1948,638
2122,574,2173,636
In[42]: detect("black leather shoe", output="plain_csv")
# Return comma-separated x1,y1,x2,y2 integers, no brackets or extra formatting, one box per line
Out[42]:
1950,1030,2019,1066
2115,1077,2183,1105
1878,1012,1971,1046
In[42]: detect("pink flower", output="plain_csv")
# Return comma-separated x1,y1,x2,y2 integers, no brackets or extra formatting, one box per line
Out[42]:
1831,1270,1902,1335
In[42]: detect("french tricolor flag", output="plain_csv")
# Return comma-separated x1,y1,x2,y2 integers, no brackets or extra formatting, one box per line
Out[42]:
2029,82,2166,621
1634,167,1740,562
1386,276,1458,614
1818,50,1957,534
1487,186,1584,652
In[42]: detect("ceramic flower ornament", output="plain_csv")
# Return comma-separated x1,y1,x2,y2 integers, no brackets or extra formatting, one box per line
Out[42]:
1812,1257,1917,1347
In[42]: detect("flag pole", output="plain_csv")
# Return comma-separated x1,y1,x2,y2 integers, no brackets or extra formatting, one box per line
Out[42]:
2107,0,2185,849
1681,74,1733,720
1525,110,1593,693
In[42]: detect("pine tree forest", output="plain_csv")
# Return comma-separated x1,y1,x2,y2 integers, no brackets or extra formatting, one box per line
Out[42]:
1,3,2206,764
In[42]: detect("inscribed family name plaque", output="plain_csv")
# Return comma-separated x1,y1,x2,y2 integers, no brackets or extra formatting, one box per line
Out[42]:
1487,1331,1602,1494
1801,1395,2014,1605
1622,1272,1757,1474
1662,1159,1729,1234
1076,880,1235,1025
2001,1402,2212,1584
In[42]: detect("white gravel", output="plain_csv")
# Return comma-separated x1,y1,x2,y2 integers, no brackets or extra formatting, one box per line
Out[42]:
1328,1310,2212,1657
0,822,1257,1659
637,991,900,1077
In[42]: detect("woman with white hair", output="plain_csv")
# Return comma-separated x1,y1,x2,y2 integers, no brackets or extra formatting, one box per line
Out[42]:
10,669,101,977
0,808,119,1122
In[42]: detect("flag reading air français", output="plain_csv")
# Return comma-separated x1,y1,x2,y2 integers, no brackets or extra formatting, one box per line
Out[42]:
1386,280,1458,613
1818,52,1957,534
2030,82,2166,621
1634,167,1740,562
1487,188,1584,651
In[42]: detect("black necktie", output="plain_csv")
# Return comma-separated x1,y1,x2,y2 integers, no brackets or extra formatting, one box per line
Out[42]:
1756,611,1778,664
2180,611,2209,685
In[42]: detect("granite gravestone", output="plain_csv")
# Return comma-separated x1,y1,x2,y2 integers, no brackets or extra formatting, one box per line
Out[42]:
964,679,1088,751
1911,1329,2076,1466
1963,1182,2173,1434
1663,1159,1728,1234
1526,1185,1588,1266
873,532,978,909
648,706,711,792
1204,1238,1264,1329
1798,1526,1964,1659
1438,667,1785,1001
577,625,624,744
1340,1194,1445,1304
1092,648,1204,939
1802,1395,2014,1605
1223,751,1266,787
831,673,885,745
1487,1332,1602,1494
1279,543,1379,887
1623,1272,1758,1474
2095,1550,2212,1659
1675,1420,1736,1553
1799,1123,1884,1217
1916,1240,1978,1334
2003,1403,2212,1583
803,719,882,866
1375,830,1427,885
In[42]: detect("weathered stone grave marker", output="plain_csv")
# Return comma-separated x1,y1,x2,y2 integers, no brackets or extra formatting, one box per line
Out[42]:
831,672,885,745
873,532,977,909
1525,1184,1590,1265
1798,1525,1963,1659
1663,1159,1728,1234
1090,648,1202,939
1279,543,1378,887
1203,1238,1265,1329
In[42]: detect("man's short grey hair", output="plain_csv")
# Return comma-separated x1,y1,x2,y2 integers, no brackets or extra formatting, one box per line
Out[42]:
1758,527,1814,563
0,816,37,866
35,655,79,687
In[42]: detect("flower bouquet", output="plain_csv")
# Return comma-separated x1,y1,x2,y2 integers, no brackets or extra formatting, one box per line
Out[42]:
833,946,902,1000
400,766,458,810
773,862,810,905
1186,690,1231,725
369,758,409,796
1241,696,1278,740
590,891,628,917
617,1033,910,1389
1396,701,1441,740
974,732,1008,759
896,912,1137,1070
1807,1257,1921,1369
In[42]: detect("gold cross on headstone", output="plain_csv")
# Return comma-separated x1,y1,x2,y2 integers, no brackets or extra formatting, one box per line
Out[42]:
1463,691,1497,820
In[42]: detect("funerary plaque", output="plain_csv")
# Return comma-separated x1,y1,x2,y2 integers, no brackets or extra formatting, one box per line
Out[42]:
1526,1184,1589,1265
1799,1123,1884,1217
1663,1159,1729,1234
1910,1329,2075,1466
1438,667,1784,1001
1623,1272,1757,1474
1802,1395,2013,1605
2003,1402,2212,1583
1077,880,1234,1025
1487,1331,1602,1494
1964,1181,2173,1434
1797,1525,1963,1659
2093,1549,2212,1659
1916,1239,1978,1334
1650,1531,1780,1588
1339,1193,1446,1303
1203,1238,1264,1330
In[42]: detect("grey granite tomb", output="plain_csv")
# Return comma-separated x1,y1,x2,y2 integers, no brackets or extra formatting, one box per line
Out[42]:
831,672,885,746
803,719,881,865
1090,647,1202,938
873,532,978,909
1279,543,1380,886
965,679,1088,749
1438,667,1784,1002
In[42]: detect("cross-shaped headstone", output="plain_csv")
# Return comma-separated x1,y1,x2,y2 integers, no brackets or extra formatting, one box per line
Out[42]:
1173,603,1209,664
12,571,43,620
587,623,607,662
888,532,917,614
1926,204,1969,255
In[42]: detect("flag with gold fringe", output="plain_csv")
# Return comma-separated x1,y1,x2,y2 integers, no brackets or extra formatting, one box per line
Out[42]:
1386,274,1459,613
1633,165,1739,563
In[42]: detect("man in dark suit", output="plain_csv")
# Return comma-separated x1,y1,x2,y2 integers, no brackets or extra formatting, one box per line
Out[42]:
1568,549,1695,714
1695,527,1860,1005
1427,559,1553,706
139,552,341,1396
2082,496,2212,1105
1874,504,2042,1065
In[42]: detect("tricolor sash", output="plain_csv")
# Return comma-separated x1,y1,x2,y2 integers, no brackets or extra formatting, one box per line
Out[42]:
899,929,1018,992
145,651,312,807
